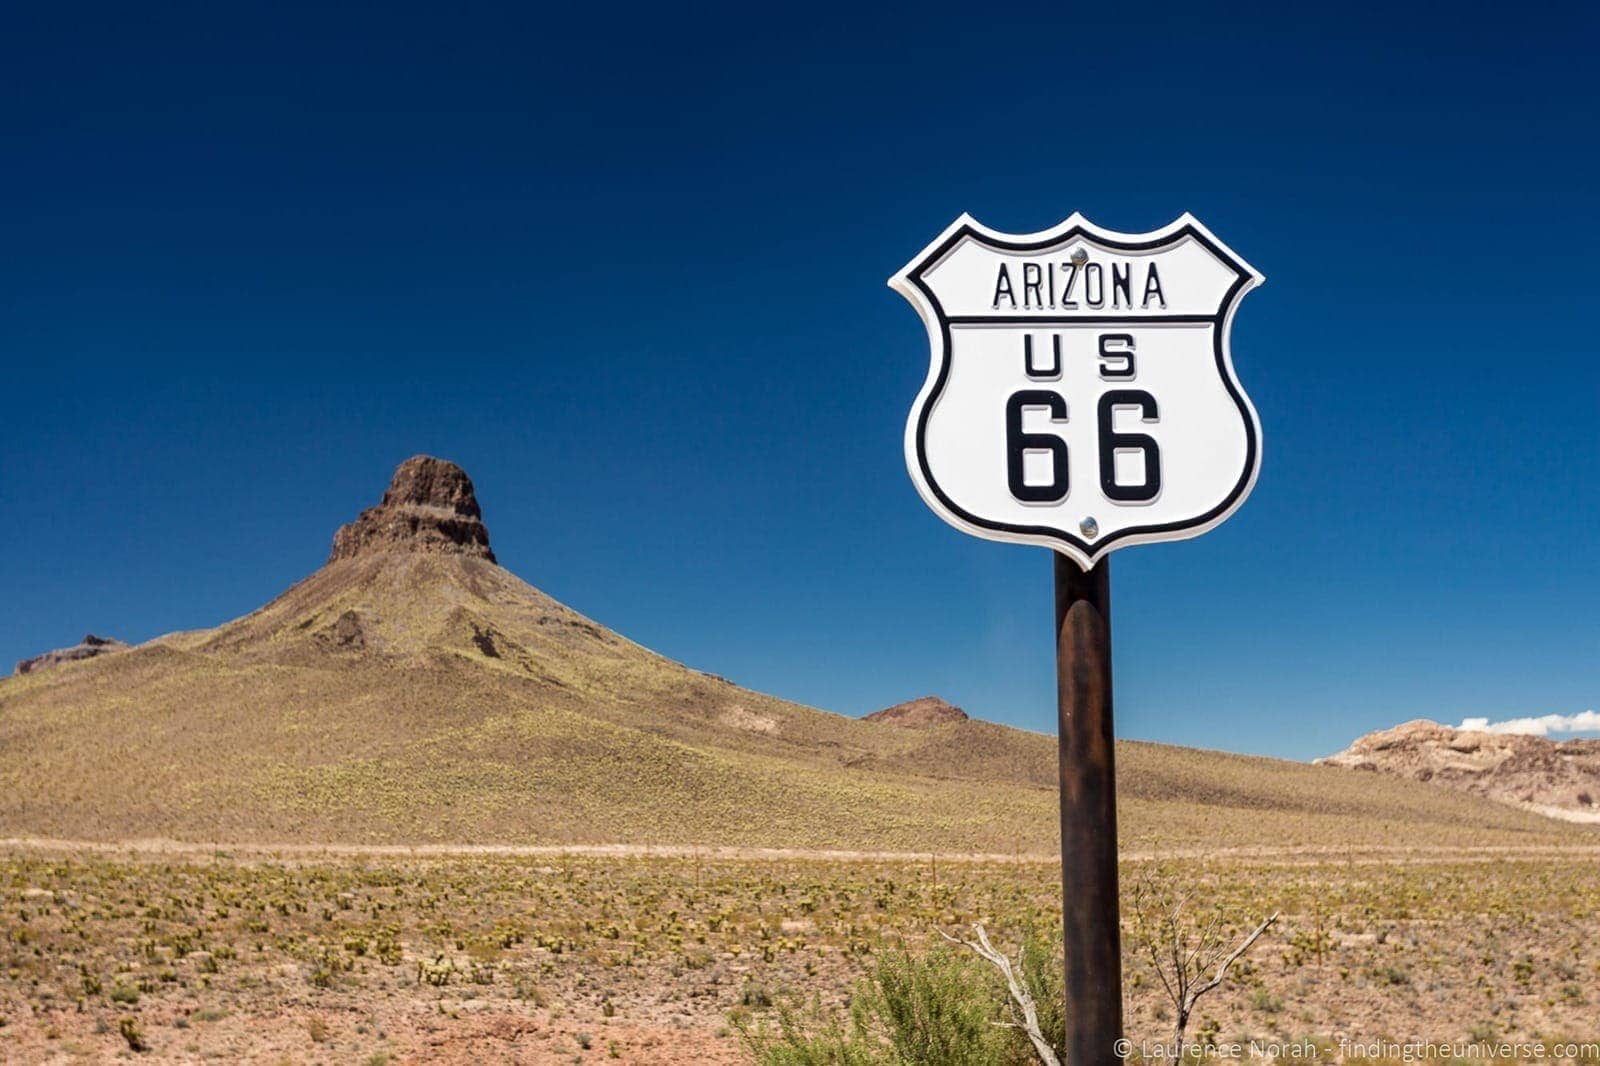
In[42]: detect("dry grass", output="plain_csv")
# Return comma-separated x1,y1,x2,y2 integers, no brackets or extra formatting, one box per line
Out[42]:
0,554,1579,852
2,849,1598,1061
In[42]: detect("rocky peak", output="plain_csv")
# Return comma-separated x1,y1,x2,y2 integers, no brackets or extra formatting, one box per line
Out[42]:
15,633,128,676
863,695,970,728
329,456,496,563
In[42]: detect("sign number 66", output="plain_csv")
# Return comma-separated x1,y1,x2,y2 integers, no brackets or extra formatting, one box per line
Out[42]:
1005,334,1161,504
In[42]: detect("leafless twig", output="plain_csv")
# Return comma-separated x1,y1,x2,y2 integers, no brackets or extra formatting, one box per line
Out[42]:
941,923,1060,1066
1127,878,1279,1046
1187,911,1278,1008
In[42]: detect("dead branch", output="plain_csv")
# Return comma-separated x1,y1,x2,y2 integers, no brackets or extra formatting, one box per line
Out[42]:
1185,911,1278,1009
941,924,1060,1066
1168,910,1279,1045
1126,874,1280,1048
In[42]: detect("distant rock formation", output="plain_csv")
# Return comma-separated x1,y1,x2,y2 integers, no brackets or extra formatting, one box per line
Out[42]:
863,695,970,728
1318,718,1600,821
329,455,496,563
15,634,128,676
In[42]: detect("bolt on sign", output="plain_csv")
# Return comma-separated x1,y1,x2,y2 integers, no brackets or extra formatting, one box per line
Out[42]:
892,213,1262,568
891,213,1262,1058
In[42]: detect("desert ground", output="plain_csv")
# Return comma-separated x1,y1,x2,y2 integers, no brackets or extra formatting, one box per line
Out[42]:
6,461,1598,1062
4,840,1600,1063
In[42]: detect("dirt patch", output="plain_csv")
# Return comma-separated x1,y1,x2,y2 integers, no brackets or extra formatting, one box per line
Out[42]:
718,705,777,735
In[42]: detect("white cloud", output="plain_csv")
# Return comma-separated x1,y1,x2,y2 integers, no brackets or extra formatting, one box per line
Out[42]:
1457,710,1600,737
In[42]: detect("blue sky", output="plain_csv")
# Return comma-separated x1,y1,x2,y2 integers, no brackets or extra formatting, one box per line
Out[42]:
2,4,1595,760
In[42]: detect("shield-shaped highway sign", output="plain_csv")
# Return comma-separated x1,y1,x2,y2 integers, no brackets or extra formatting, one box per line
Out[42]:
892,213,1263,568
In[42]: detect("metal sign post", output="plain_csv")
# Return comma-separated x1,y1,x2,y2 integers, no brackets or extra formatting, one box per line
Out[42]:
892,213,1262,1059
1055,554,1121,1055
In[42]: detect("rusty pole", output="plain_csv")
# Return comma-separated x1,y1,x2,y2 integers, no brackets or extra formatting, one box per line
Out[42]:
1054,552,1123,1059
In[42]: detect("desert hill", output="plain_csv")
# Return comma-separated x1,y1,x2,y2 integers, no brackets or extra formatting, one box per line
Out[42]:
862,696,969,728
13,633,126,675
1318,718,1600,822
0,457,1584,852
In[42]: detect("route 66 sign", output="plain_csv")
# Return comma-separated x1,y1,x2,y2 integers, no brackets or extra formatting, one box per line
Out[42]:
891,213,1263,568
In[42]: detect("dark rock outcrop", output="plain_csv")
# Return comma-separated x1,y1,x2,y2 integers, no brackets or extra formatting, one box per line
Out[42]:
15,634,128,676
863,695,970,728
313,610,367,650
329,456,496,563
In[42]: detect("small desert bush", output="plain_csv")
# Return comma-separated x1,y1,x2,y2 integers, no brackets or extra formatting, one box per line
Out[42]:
735,937,1060,1065
118,1016,147,1052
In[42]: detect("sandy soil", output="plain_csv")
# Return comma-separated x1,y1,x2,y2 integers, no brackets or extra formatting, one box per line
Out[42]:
6,839,1600,1063
6,834,1600,864
9,1000,748,1065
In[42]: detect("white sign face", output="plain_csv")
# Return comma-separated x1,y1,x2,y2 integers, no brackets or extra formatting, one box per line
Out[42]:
891,213,1263,568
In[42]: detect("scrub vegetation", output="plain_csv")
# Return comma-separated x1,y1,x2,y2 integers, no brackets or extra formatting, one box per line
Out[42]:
2,849,1598,1061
